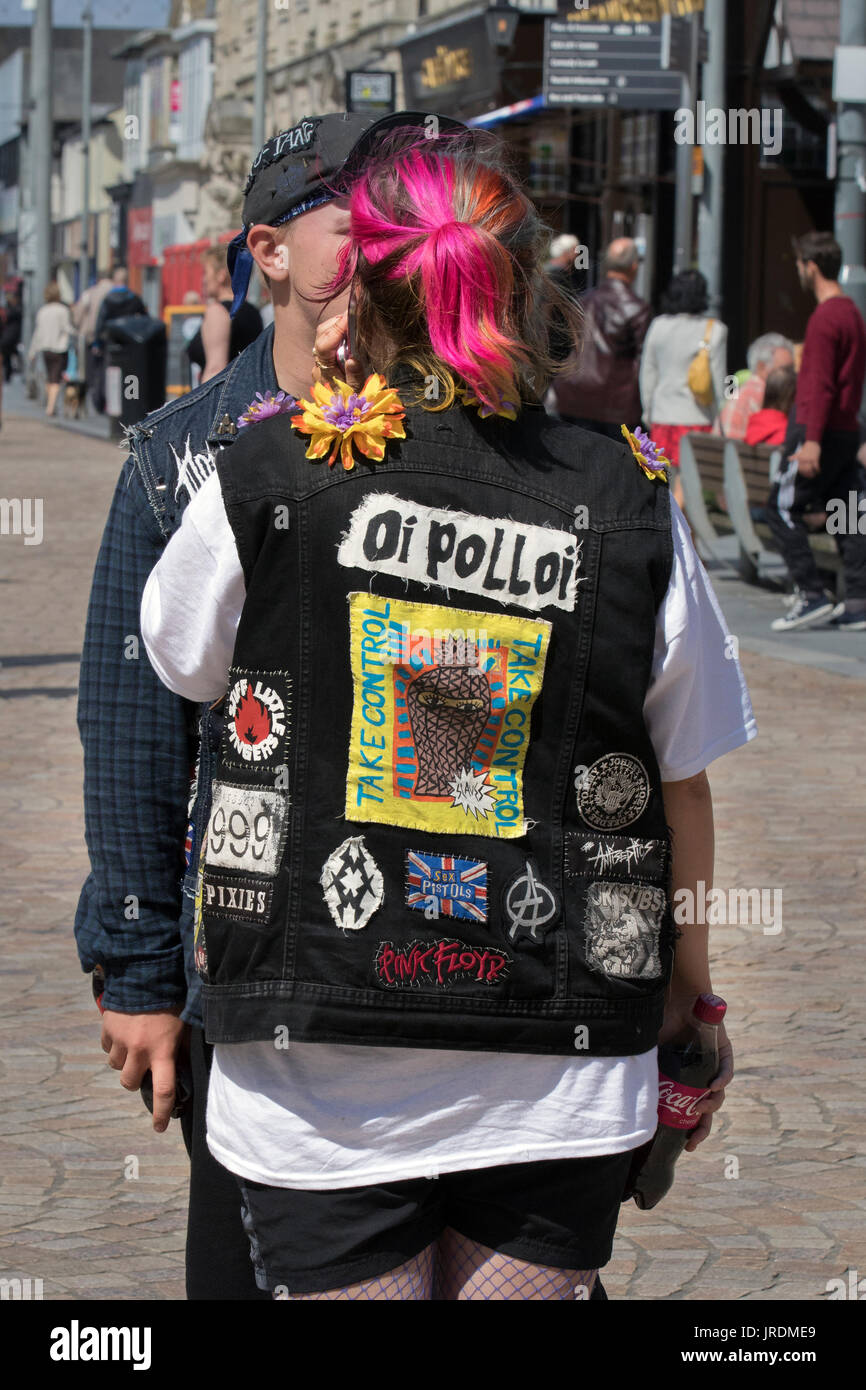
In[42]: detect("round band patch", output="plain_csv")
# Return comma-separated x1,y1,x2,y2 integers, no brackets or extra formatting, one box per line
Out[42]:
225,673,288,765
576,753,650,831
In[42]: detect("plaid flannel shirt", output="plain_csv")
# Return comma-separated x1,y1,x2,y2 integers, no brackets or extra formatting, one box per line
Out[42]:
74,325,281,1023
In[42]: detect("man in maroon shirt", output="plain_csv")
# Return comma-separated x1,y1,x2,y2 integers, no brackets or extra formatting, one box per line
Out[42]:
767,231,866,631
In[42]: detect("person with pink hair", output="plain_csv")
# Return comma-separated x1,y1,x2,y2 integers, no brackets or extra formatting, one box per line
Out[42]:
141,126,753,1301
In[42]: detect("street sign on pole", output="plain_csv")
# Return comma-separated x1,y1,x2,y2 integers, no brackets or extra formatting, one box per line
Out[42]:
18,210,37,272
346,71,396,114
543,19,682,108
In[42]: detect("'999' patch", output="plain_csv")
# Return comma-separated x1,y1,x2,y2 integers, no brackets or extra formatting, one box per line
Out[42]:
205,783,289,877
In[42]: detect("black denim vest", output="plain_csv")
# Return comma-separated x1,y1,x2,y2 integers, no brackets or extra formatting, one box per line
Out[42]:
198,375,675,1056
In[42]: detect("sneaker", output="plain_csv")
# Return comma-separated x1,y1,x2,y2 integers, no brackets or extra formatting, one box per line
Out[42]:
829,606,866,631
771,592,835,631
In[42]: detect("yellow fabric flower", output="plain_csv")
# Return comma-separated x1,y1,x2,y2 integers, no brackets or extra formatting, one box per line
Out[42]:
459,387,518,421
621,424,669,482
290,374,406,471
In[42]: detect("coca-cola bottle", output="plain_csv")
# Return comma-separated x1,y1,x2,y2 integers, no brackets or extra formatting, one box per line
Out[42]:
630,992,727,1210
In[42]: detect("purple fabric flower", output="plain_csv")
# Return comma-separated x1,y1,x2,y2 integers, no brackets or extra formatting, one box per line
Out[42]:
632,426,666,471
237,390,295,428
322,392,369,430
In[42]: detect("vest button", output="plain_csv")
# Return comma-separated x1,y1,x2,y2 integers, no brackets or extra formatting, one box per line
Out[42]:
217,414,238,437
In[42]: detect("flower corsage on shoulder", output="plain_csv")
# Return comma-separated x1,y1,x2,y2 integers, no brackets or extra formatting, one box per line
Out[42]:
622,425,669,482
290,374,406,471
459,386,518,421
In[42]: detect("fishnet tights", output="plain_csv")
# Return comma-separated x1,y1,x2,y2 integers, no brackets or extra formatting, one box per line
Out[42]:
274,1230,597,1301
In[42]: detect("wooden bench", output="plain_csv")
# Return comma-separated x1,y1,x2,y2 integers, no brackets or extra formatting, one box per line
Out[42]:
679,432,843,592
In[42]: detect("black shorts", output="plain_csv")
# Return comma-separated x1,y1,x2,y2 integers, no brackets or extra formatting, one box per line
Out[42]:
233,1150,633,1296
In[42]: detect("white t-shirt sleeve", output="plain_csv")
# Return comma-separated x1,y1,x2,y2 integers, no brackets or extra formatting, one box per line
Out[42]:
140,470,245,703
644,494,757,781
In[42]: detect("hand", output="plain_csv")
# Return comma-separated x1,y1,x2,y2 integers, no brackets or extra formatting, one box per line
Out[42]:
100,1009,187,1133
792,439,821,477
658,993,733,1153
311,312,364,392
857,441,866,471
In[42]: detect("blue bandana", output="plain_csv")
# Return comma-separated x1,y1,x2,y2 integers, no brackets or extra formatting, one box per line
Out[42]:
226,191,339,317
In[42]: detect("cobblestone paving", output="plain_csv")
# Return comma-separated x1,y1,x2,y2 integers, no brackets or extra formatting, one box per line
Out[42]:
1,414,863,1301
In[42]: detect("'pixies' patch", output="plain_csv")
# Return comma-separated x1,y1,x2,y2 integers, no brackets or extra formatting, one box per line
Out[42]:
405,850,488,923
200,870,274,927
222,669,291,770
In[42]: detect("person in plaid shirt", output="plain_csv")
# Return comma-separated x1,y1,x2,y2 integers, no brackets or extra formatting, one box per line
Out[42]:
75,111,461,1298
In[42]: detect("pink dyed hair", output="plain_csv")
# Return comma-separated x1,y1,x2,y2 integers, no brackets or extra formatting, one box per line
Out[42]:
326,130,576,413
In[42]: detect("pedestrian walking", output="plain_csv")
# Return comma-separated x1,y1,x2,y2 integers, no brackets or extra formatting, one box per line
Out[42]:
185,246,264,384
766,232,866,632
75,109,467,1301
71,268,113,411
26,281,72,418
552,237,650,437
546,233,584,363
140,126,753,1302
639,269,727,509
90,267,147,413
1,289,22,382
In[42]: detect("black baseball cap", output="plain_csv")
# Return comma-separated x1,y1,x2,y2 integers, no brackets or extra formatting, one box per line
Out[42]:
227,110,467,315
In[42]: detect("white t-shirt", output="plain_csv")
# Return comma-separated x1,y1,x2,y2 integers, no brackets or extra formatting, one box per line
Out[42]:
141,471,756,1190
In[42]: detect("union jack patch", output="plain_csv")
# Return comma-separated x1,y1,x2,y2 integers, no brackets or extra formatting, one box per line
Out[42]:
184,822,195,870
405,850,488,924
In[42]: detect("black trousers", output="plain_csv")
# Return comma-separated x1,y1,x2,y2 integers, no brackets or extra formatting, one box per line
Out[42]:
180,1026,272,1300
765,423,866,601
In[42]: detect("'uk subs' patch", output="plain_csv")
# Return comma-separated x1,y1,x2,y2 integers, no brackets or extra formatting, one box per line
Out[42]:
584,882,665,980
405,850,488,923
345,593,550,839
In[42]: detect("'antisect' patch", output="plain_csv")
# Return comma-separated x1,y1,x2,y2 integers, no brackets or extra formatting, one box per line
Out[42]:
565,833,668,882
338,492,583,613
345,593,550,840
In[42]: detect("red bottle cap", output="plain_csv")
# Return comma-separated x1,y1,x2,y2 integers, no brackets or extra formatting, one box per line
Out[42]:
694,992,727,1024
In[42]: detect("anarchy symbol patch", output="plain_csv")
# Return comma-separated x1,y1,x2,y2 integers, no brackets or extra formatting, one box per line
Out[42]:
320,836,385,933
503,860,560,947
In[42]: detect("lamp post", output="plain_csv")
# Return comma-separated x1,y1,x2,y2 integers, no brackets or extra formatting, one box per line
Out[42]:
79,2,93,297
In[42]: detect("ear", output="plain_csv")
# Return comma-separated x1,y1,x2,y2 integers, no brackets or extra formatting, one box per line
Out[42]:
247,224,291,283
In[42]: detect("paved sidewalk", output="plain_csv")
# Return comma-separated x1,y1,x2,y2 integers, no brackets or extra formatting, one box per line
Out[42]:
0,414,863,1301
